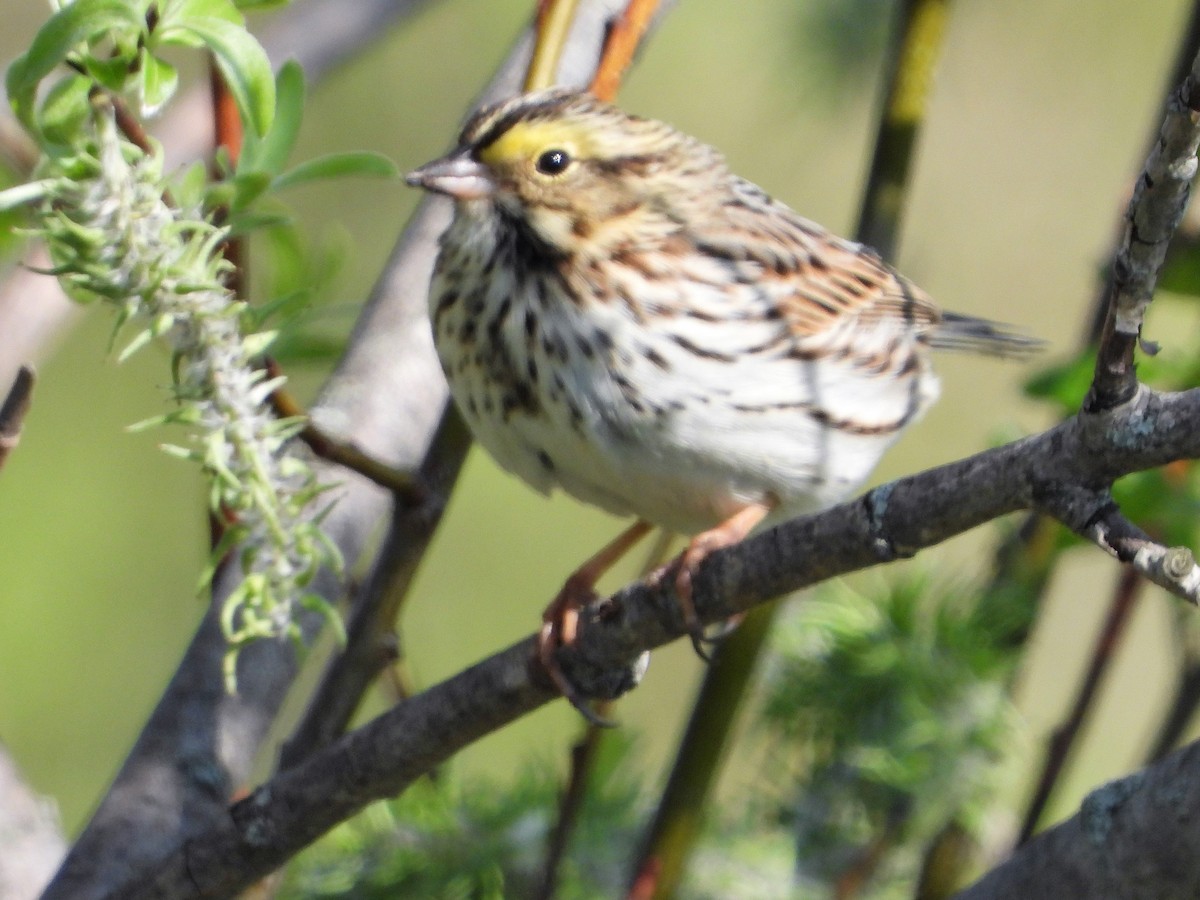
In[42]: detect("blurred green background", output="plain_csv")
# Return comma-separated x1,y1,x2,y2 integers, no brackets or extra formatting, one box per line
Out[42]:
0,0,1192,844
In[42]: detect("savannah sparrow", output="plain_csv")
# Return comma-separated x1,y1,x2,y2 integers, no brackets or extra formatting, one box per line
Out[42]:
407,89,1030,708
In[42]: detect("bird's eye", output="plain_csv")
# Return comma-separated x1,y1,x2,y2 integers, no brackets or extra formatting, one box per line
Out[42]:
535,149,571,176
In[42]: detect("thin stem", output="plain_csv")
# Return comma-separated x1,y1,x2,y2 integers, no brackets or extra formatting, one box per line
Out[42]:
854,0,950,259
0,365,35,473
535,700,612,900
537,531,672,898
627,603,779,900
209,57,247,301
526,0,581,91
1016,566,1144,844
628,2,953,894
265,358,426,502
1145,656,1200,763
278,406,472,769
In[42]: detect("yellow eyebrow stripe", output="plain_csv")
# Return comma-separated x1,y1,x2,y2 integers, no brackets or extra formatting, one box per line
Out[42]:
478,121,584,166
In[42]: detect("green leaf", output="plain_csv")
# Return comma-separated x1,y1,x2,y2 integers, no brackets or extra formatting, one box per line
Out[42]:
81,53,134,92
1160,245,1200,297
239,59,304,176
37,74,93,145
157,0,243,30
299,593,346,646
170,160,210,209
139,53,179,116
165,16,275,137
228,170,273,212
225,208,292,235
271,152,398,192
1023,351,1095,415
6,0,146,129
117,325,156,362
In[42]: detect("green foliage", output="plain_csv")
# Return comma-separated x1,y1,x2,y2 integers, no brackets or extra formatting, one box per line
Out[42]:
2,0,396,681
281,740,645,900
7,0,273,141
757,576,1018,891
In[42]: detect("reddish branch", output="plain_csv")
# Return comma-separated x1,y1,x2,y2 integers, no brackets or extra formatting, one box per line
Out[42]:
590,0,659,101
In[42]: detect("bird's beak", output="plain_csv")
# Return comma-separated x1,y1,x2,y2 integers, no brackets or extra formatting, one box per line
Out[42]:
405,151,494,200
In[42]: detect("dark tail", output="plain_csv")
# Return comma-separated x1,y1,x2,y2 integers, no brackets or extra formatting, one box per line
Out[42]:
930,311,1045,358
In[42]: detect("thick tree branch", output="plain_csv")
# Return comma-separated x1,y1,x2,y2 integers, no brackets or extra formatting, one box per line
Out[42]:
957,740,1200,900
120,385,1200,899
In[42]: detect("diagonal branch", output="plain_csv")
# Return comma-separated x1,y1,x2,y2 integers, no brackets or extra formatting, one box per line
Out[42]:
120,384,1200,900
1088,45,1200,412
0,365,35,472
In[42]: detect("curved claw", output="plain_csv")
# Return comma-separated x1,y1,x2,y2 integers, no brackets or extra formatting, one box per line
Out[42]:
537,619,619,728
672,503,772,657
689,630,714,662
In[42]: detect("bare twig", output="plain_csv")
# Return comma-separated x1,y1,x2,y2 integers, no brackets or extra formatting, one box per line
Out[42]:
264,358,425,501
1085,0,1200,345
277,407,471,768
117,383,1200,899
109,93,154,155
0,365,35,472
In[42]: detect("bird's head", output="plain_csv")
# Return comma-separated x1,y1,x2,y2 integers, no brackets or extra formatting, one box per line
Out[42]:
407,89,713,257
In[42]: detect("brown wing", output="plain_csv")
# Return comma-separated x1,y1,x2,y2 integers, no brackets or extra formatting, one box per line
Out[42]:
697,177,943,344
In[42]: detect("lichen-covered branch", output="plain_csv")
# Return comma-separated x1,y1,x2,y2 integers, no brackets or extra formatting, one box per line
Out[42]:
957,741,1200,900
1089,46,1200,411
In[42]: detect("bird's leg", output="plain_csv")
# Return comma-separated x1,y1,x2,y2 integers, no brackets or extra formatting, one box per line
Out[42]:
673,501,774,658
539,518,654,723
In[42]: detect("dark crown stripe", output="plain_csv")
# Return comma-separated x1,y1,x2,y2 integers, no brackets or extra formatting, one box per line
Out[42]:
464,92,590,154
